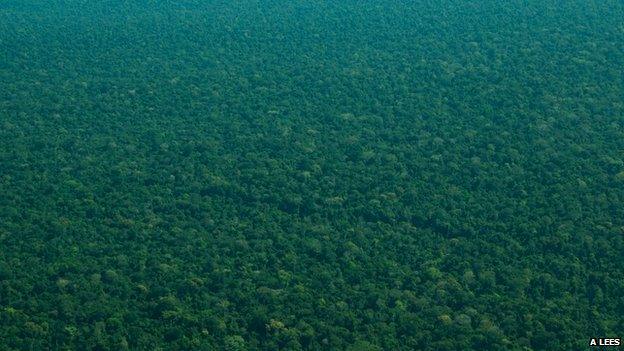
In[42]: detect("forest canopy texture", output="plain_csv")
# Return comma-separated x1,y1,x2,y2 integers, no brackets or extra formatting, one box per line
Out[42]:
1,0,623,350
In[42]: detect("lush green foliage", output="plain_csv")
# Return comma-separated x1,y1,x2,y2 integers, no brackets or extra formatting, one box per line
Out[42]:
1,0,623,349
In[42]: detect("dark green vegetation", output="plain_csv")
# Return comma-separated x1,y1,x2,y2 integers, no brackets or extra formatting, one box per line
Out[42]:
1,0,624,350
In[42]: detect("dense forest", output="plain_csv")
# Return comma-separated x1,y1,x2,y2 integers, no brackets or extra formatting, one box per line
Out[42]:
1,0,623,350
